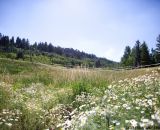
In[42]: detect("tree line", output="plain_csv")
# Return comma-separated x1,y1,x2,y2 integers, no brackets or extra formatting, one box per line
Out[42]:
121,35,160,67
0,33,115,68
0,33,97,59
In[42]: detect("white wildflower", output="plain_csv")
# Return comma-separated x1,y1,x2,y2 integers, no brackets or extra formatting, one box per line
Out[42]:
130,119,137,128
5,123,12,127
65,120,72,128
125,120,129,123
141,119,149,123
79,115,87,127
116,122,120,126
141,111,144,114
151,114,155,119
147,99,152,106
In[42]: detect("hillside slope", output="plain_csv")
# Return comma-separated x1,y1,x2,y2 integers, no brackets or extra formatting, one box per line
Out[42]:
0,33,117,68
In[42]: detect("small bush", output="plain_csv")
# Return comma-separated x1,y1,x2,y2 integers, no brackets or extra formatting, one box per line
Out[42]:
72,81,90,98
16,51,24,60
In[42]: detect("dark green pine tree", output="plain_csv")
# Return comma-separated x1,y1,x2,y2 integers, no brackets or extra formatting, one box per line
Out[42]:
21,38,26,49
150,48,156,64
10,36,15,52
121,46,131,66
2,36,10,51
95,59,101,68
156,35,160,52
129,47,136,66
155,35,160,63
32,42,38,52
140,42,150,65
16,37,22,48
135,40,141,67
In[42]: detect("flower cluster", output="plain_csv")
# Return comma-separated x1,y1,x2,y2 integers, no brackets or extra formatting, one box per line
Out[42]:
0,68,160,130
0,109,22,128
57,69,160,129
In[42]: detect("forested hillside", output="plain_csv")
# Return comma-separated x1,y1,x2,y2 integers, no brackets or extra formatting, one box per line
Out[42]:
0,33,116,68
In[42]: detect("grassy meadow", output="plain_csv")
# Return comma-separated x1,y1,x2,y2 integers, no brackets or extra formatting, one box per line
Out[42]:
0,58,160,130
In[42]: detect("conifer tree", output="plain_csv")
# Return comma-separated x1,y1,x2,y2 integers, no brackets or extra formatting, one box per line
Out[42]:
155,35,160,63
121,46,131,66
10,37,15,52
135,40,141,67
140,42,150,65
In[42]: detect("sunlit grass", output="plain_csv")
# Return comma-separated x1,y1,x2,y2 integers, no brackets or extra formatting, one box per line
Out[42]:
0,58,159,130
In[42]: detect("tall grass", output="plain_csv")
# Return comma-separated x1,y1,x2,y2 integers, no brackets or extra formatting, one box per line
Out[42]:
0,59,159,130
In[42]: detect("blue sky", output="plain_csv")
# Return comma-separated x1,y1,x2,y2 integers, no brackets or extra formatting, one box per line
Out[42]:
0,0,160,61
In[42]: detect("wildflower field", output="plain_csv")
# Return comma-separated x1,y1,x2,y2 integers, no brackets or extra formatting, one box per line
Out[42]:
0,59,160,130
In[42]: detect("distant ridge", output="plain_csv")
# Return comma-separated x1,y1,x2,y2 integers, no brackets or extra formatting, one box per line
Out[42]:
0,32,117,68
